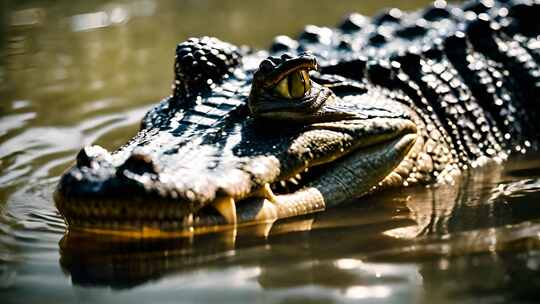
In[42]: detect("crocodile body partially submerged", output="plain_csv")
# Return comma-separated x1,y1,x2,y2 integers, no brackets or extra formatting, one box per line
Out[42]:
55,0,540,233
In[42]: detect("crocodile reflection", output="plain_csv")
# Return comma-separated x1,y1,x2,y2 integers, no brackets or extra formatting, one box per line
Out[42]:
59,206,415,289
59,161,540,295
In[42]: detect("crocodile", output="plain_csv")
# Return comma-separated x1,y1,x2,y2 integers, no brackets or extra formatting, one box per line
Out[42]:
54,0,540,233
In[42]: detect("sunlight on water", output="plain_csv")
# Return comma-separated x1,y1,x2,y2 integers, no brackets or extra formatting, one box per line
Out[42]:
2,0,540,303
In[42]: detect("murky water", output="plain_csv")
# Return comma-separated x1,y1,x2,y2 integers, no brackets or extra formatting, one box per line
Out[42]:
2,0,540,303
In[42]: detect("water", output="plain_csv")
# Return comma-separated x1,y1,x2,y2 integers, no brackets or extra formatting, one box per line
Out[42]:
1,0,540,303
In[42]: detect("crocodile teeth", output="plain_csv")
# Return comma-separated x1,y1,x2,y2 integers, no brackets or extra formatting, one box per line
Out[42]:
213,196,237,224
253,183,278,203
280,180,287,187
289,178,299,185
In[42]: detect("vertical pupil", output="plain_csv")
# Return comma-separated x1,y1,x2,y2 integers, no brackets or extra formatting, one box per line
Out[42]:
301,70,311,92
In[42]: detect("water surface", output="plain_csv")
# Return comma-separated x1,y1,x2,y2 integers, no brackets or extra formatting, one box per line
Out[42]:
2,0,540,303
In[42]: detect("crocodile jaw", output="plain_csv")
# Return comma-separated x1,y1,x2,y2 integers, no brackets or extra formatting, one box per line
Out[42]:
55,114,417,233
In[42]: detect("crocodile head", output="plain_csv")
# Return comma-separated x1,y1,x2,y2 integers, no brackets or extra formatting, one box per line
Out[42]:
54,37,417,233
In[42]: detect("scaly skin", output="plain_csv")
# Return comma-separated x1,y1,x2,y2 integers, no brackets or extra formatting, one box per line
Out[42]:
54,0,540,233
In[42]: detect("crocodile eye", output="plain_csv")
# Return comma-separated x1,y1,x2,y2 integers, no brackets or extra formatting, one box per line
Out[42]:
274,76,291,98
249,54,329,118
273,70,311,99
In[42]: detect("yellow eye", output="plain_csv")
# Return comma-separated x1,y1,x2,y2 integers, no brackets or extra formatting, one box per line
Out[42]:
273,70,311,99
274,76,291,98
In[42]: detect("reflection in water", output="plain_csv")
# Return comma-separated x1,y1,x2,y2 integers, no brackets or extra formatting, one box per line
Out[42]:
58,217,423,302
2,0,540,303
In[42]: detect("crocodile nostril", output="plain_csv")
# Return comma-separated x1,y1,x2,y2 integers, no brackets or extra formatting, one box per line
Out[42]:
118,153,158,176
76,145,111,168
